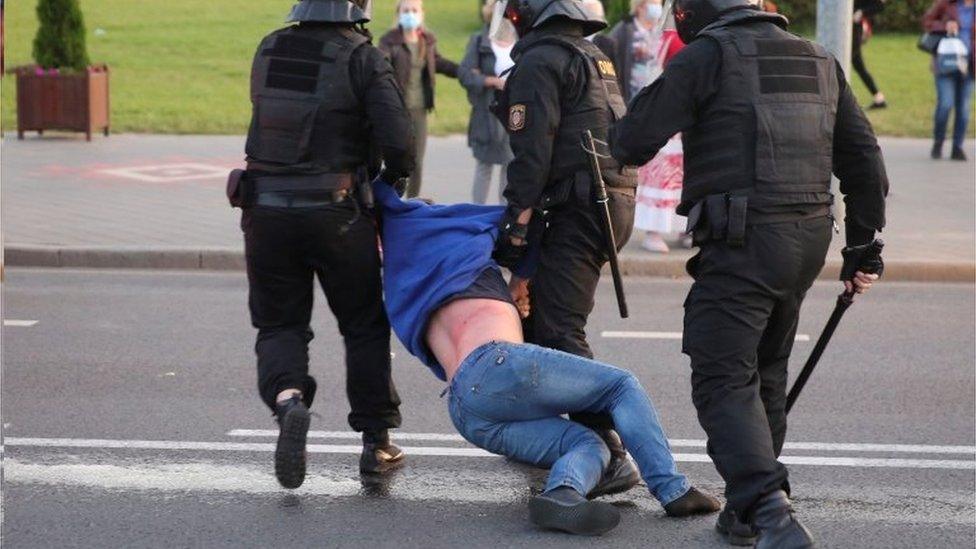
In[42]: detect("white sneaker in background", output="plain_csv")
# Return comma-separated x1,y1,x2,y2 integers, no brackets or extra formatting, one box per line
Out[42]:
641,233,670,254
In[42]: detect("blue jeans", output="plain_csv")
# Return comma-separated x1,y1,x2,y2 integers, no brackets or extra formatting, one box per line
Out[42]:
934,71,975,150
447,342,690,506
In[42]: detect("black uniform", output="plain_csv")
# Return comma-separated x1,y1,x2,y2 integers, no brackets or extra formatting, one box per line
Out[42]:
611,10,888,516
501,19,637,360
243,22,414,433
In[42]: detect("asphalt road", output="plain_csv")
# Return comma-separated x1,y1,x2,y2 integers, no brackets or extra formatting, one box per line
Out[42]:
2,269,974,548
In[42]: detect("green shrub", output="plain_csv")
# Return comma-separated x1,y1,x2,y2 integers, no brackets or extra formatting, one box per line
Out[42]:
32,0,90,70
774,0,931,32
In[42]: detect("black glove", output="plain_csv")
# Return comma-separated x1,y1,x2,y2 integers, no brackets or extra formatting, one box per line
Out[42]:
840,239,885,282
493,207,530,269
377,169,408,197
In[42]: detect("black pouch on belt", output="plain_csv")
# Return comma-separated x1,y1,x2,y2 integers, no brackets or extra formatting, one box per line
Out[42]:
705,194,728,242
727,195,748,248
226,169,251,208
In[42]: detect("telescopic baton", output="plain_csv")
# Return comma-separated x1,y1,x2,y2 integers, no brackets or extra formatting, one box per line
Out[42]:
581,130,629,319
785,239,885,415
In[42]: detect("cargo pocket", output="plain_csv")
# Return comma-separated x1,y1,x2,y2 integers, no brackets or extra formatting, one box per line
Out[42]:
250,96,320,165
608,189,636,250
754,101,832,192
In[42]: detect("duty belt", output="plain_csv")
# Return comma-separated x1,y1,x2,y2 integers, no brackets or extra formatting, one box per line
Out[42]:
687,192,831,248
252,172,355,208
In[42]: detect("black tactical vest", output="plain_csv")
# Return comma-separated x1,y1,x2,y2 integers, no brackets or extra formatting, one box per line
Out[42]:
245,25,371,175
522,35,637,193
681,12,839,209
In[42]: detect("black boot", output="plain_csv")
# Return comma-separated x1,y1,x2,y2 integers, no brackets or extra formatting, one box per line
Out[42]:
663,487,721,517
360,430,405,475
752,490,815,549
529,486,621,536
951,146,968,161
716,506,758,546
588,430,640,498
274,394,310,489
931,141,943,159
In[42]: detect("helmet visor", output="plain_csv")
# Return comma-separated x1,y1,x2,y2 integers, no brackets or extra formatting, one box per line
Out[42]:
490,1,519,44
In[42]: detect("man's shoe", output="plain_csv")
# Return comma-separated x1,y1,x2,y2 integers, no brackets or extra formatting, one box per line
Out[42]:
360,430,405,475
716,506,758,546
951,147,968,161
931,142,943,159
664,487,721,517
752,490,815,549
588,455,641,499
274,395,310,489
867,100,887,110
529,486,621,536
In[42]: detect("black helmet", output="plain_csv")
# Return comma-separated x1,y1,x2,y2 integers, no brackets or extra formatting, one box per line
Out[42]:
287,0,372,24
502,0,607,38
671,0,759,44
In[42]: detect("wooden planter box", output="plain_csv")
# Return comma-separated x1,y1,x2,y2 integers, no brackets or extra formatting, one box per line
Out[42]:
14,64,110,141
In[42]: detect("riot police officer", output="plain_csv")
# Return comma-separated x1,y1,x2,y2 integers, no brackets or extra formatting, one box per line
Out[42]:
491,0,644,496
611,1,888,547
238,0,415,487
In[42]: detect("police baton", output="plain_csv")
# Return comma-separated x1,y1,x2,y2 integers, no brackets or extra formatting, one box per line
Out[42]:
581,130,629,319
785,239,885,415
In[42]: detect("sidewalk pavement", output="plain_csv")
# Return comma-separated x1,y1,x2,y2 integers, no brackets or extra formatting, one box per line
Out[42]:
2,133,974,281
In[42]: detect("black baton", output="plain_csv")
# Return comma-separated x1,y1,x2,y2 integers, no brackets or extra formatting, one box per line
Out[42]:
582,130,628,319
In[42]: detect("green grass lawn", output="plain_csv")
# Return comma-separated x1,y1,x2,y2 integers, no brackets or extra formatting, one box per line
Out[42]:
1,1,971,138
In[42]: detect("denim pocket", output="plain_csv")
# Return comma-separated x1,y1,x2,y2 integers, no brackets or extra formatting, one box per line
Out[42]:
470,347,540,402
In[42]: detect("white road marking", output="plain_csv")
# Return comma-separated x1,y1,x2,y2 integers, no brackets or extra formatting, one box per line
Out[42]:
7,459,974,525
6,437,974,470
226,431,976,455
3,320,38,327
602,331,811,342
100,163,230,183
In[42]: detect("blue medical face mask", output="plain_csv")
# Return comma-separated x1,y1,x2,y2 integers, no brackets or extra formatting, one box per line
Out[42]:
399,11,423,30
646,3,663,21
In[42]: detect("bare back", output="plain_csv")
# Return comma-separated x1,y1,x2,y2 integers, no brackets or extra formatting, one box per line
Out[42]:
426,298,524,381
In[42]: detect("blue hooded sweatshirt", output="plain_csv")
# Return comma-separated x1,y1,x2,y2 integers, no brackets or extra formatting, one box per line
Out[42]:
373,181,506,380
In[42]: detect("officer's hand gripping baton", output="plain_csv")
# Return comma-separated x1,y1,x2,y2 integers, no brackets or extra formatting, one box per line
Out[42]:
582,130,629,319
785,239,885,415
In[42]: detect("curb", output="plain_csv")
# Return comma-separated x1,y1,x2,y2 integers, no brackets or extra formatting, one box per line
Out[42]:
4,245,974,283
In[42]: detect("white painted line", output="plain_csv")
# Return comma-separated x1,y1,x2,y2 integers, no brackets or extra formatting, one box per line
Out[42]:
602,331,811,342
227,431,976,455
3,320,38,327
6,438,974,470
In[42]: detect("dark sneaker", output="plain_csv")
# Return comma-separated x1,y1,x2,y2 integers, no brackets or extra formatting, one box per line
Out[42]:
931,142,943,160
664,487,721,517
587,455,641,499
274,395,310,489
867,100,887,110
752,490,815,549
716,506,758,546
360,430,405,475
951,147,968,161
529,486,621,536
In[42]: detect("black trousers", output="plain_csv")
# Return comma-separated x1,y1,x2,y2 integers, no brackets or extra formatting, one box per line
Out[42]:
243,201,402,433
683,216,832,516
852,24,879,96
528,190,636,430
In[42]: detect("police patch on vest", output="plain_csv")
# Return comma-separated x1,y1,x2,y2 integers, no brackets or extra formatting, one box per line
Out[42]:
509,104,527,132
597,59,617,79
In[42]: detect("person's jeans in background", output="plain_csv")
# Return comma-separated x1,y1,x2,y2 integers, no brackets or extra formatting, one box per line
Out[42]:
934,72,975,150
407,108,428,198
472,160,508,205
447,341,690,505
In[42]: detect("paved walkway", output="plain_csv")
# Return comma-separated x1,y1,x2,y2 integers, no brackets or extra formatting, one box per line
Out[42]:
2,133,973,279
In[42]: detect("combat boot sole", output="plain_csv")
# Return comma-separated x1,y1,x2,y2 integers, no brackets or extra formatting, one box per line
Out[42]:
275,404,310,489
716,515,758,546
528,495,620,536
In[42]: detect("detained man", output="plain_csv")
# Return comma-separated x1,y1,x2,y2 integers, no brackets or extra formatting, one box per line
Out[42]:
372,179,719,535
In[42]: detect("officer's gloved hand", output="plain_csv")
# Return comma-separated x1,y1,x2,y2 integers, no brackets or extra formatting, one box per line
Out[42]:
493,208,530,269
376,170,408,197
840,239,885,295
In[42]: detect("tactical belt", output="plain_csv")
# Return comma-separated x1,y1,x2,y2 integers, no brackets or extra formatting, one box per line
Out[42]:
688,192,831,248
252,172,355,208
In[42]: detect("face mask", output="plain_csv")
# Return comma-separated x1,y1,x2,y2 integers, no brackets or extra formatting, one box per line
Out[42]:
646,3,663,21
399,12,423,30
